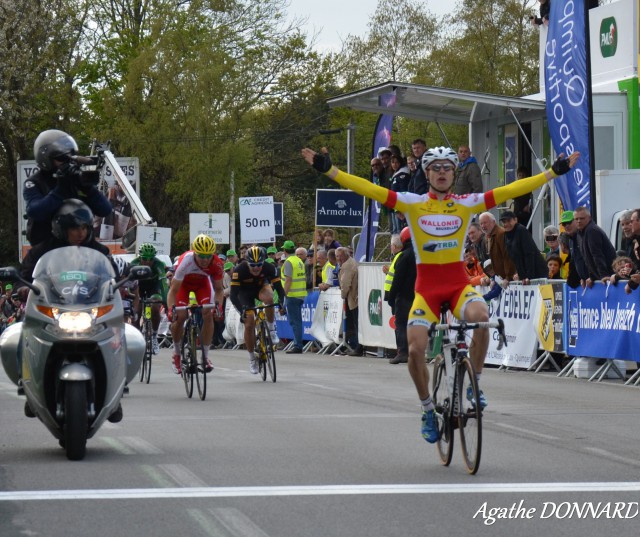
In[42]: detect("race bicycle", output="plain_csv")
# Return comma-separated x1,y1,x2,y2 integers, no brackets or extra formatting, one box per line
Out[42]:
243,303,279,382
138,297,163,384
174,303,217,400
429,303,506,475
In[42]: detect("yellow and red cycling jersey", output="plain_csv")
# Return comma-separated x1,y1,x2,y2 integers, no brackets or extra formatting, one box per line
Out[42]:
328,167,554,323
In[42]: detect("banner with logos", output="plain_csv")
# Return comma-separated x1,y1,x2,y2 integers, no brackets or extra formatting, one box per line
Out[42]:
310,288,344,345
534,282,565,352
564,282,639,361
274,291,319,342
544,0,591,211
357,263,396,348
485,284,540,368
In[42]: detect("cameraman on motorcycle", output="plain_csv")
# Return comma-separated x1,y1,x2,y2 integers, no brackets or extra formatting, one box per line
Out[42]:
19,199,118,287
24,129,112,246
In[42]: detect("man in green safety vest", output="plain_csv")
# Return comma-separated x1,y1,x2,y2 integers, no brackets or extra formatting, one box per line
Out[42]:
283,246,308,354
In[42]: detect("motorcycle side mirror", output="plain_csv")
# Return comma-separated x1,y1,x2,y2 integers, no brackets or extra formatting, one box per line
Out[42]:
0,266,40,296
129,265,153,280
113,265,152,292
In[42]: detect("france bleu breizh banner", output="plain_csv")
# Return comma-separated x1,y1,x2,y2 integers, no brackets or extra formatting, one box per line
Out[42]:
544,2,591,211
355,92,395,262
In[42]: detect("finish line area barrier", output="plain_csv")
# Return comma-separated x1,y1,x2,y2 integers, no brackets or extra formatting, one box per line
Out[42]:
222,264,640,385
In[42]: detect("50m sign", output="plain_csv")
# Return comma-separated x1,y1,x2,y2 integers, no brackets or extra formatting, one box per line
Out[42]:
239,196,276,244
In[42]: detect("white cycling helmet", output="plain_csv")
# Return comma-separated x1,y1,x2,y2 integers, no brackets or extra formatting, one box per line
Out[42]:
421,146,459,172
113,256,130,279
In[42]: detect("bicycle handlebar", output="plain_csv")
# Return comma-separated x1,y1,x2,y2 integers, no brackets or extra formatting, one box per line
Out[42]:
241,303,282,313
429,318,508,350
174,303,218,312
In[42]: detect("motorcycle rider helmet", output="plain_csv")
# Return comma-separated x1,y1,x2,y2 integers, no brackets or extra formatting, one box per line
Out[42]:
421,146,459,172
113,256,130,278
138,242,157,260
245,246,266,265
400,226,412,244
33,129,79,172
51,199,94,243
191,234,215,255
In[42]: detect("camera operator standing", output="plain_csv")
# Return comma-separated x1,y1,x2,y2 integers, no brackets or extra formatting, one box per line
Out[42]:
24,129,112,246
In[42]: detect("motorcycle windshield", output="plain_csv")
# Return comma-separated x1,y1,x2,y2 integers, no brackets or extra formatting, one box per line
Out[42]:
32,246,115,306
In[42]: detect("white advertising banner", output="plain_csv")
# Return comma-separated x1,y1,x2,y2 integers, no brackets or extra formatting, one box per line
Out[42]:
310,288,343,345
357,263,396,349
238,196,276,244
135,226,172,256
189,213,230,245
223,299,244,345
485,283,540,369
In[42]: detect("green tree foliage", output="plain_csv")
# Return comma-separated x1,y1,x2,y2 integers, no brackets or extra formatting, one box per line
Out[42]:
418,0,539,96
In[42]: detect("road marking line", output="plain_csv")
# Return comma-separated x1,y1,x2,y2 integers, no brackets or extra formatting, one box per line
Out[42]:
210,507,272,537
2,482,640,501
119,436,163,455
584,446,640,467
493,422,559,441
158,464,208,488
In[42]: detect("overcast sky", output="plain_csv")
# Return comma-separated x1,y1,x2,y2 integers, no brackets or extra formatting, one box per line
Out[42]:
286,0,454,52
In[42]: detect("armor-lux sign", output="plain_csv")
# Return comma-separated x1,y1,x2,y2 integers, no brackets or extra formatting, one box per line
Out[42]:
315,189,364,228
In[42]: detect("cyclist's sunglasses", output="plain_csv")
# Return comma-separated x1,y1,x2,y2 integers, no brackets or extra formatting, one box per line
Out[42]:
196,253,213,259
429,163,455,172
248,262,263,268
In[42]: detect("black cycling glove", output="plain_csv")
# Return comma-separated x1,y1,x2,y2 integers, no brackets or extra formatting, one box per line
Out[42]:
312,151,333,173
551,155,572,176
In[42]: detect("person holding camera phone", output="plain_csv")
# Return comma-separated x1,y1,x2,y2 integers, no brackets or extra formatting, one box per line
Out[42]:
24,129,112,246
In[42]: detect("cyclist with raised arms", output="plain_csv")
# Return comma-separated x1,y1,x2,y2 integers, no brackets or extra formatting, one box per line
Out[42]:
229,246,286,374
167,234,224,374
130,243,168,354
301,146,579,443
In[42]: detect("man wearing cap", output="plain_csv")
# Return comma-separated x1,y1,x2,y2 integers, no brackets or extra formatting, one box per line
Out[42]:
0,284,16,319
500,210,547,284
282,243,307,353
226,249,238,265
266,246,278,264
560,210,586,287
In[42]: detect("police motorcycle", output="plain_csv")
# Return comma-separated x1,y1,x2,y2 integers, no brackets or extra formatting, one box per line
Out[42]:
0,247,151,460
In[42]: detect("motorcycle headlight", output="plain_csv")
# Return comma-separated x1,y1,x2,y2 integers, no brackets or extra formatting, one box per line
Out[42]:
56,310,94,332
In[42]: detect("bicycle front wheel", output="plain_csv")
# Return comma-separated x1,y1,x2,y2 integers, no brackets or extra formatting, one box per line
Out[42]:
458,356,482,475
181,325,194,398
257,323,268,382
143,320,152,384
431,355,453,467
195,334,206,401
264,328,276,383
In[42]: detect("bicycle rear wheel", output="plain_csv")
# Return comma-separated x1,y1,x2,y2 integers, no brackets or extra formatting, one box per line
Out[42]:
195,334,206,401
458,356,482,475
181,324,194,398
431,355,453,467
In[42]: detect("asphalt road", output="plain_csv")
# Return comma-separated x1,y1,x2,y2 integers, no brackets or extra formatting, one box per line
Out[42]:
1,347,639,537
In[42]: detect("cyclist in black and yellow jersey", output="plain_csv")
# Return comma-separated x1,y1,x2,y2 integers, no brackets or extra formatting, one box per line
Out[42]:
230,246,286,374
302,146,579,443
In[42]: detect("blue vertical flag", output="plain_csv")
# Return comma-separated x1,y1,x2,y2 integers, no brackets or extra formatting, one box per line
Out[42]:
355,92,395,262
544,2,592,211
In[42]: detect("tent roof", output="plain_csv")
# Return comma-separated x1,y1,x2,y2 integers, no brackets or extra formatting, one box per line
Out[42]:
326,82,546,124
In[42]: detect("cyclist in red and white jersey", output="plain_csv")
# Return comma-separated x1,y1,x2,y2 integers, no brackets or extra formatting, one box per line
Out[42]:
167,234,224,374
302,146,579,443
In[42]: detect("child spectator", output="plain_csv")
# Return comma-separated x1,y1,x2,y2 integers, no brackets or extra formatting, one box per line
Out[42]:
547,254,563,279
480,259,503,302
